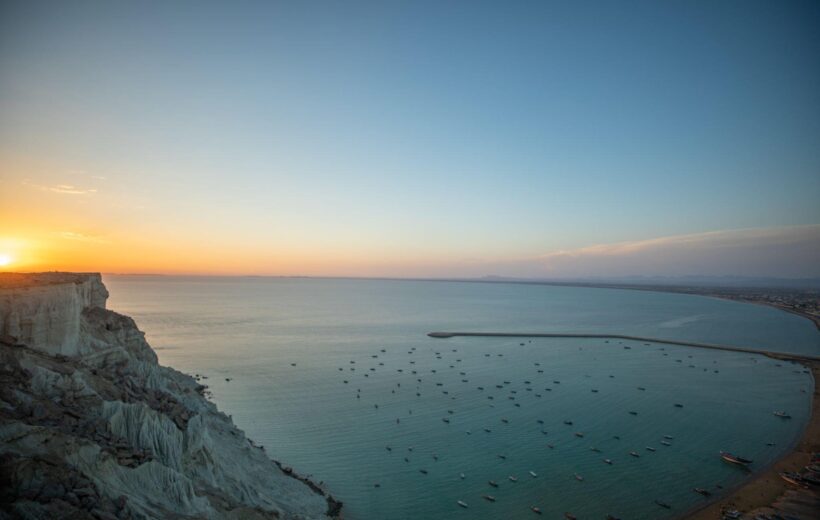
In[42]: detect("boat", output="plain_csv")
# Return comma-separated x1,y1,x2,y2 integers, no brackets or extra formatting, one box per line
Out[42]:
563,420,573,425
661,441,672,446
563,513,576,519
628,411,638,415
501,418,509,423
720,451,753,466
693,487,711,496
488,480,499,487
460,473,465,479
442,418,450,423
663,435,674,439
457,500,468,508
779,472,805,486
497,454,506,460
529,470,537,477
547,444,554,449
531,506,542,514
654,500,671,509
802,473,820,485
674,403,684,408
630,451,640,458
482,494,496,502
590,447,601,453
508,475,518,482
646,446,656,452
603,458,613,465
574,473,584,481
773,411,791,418
574,432,584,438
420,469,428,474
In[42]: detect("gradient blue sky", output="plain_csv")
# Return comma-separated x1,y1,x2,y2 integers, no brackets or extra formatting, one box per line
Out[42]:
1,1,819,277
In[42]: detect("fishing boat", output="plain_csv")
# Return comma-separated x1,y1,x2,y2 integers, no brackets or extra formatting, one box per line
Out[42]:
508,475,518,482
693,487,711,496
630,451,640,458
654,499,671,509
529,470,537,477
603,458,613,465
488,480,499,488
459,473,465,479
646,446,656,452
531,506,542,514
663,435,674,439
574,432,584,438
574,473,584,481
457,500,468,508
773,411,791,418
720,451,753,466
419,469,428,474
661,441,672,446
779,472,805,486
563,513,576,519
563,420,573,425
482,495,496,502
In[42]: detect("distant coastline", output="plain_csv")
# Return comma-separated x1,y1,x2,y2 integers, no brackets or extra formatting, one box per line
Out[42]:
103,272,820,332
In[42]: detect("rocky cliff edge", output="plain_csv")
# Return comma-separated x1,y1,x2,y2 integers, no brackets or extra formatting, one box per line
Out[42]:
0,273,342,520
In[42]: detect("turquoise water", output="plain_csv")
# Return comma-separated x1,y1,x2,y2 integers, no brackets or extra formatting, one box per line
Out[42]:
105,277,817,519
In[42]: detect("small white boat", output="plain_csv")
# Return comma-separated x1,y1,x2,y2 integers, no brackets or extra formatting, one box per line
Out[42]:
574,473,584,481
529,470,537,477
509,475,518,482
459,473,465,479
457,500,468,508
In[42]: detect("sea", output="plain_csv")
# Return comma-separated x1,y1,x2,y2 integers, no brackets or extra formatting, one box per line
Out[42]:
104,276,818,520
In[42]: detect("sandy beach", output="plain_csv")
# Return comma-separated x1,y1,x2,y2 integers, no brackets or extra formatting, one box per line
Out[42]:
685,359,819,519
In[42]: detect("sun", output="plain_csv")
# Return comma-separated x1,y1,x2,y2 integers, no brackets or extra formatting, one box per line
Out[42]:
0,254,12,267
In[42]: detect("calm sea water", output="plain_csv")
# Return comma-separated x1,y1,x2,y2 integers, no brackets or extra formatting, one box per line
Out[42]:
105,276,818,520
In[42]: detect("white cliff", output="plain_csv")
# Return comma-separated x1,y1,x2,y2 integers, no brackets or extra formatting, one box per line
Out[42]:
0,273,341,520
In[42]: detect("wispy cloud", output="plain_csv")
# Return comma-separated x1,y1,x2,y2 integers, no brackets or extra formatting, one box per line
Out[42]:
56,231,111,244
23,181,98,195
537,225,820,278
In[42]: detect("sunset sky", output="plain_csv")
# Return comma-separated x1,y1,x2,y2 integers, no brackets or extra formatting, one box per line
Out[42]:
1,1,819,278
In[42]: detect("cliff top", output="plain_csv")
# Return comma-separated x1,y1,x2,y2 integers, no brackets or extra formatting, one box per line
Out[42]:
0,272,101,290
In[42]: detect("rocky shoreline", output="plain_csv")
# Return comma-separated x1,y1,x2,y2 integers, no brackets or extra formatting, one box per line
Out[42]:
0,273,342,519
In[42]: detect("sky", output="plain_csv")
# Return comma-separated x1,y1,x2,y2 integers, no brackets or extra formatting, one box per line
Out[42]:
1,0,819,278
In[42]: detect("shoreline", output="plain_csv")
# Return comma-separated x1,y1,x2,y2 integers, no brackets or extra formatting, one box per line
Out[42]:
683,359,819,519
429,331,819,518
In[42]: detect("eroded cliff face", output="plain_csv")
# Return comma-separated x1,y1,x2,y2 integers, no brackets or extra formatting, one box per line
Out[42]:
0,273,341,520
